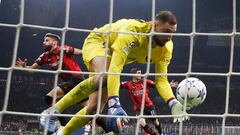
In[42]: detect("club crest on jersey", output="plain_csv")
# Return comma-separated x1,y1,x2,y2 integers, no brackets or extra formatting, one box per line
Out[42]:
129,42,135,49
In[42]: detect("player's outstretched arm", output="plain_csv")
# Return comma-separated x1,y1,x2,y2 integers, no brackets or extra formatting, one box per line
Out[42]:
106,50,129,133
73,48,82,55
106,28,138,133
108,29,137,97
16,58,27,68
155,60,175,103
155,58,188,123
16,58,40,73
108,50,126,97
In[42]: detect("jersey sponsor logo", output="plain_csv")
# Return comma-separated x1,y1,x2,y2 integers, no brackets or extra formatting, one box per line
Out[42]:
132,89,143,96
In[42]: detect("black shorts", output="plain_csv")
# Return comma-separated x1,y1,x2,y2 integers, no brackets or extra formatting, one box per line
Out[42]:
58,77,84,94
135,105,157,121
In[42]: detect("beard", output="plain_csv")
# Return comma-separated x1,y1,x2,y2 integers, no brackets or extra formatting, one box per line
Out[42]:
44,45,52,52
153,36,169,47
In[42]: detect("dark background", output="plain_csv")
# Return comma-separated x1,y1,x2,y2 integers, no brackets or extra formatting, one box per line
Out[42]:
0,0,240,126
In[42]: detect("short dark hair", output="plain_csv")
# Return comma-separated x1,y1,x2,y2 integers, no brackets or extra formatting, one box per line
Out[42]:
155,11,177,25
44,33,60,42
130,68,141,73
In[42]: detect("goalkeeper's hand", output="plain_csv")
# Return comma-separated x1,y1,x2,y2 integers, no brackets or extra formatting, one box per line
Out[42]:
169,98,189,123
108,96,129,123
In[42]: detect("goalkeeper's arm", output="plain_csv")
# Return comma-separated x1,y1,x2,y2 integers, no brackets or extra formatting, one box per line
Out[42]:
107,50,127,97
155,59,188,123
155,60,175,103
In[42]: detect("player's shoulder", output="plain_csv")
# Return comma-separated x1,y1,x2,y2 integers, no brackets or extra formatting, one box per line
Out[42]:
38,52,48,58
116,18,145,24
35,52,48,64
163,40,174,53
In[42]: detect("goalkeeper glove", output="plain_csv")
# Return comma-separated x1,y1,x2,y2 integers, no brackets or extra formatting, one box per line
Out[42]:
108,96,129,122
168,98,189,123
106,96,129,133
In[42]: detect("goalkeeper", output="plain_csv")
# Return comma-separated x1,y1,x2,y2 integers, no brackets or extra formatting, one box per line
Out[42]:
46,11,188,135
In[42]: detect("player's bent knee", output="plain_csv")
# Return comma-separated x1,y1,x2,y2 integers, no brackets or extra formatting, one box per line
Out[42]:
86,103,98,115
93,75,107,87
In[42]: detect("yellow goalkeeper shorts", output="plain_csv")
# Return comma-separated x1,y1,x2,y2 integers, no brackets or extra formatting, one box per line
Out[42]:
82,37,112,70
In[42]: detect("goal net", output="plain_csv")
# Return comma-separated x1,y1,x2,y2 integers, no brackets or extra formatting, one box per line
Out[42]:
0,0,239,135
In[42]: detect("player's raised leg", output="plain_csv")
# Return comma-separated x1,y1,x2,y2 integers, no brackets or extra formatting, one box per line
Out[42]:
40,76,97,134
51,57,111,135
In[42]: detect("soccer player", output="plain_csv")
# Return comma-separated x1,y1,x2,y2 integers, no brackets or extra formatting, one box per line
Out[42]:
45,11,188,135
121,68,178,135
15,33,87,125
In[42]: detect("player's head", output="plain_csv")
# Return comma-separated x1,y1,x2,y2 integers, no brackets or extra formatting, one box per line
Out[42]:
154,11,177,46
43,33,60,52
131,68,142,81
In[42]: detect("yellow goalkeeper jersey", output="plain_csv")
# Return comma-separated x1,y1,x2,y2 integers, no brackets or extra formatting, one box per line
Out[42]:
84,19,174,102
86,19,173,65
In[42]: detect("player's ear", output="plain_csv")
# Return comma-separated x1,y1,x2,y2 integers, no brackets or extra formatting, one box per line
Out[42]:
53,40,58,45
154,21,161,32
154,21,158,31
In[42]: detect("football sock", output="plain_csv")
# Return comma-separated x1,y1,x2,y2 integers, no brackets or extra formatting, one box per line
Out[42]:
55,77,96,113
63,107,91,135
155,124,162,134
143,125,157,135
